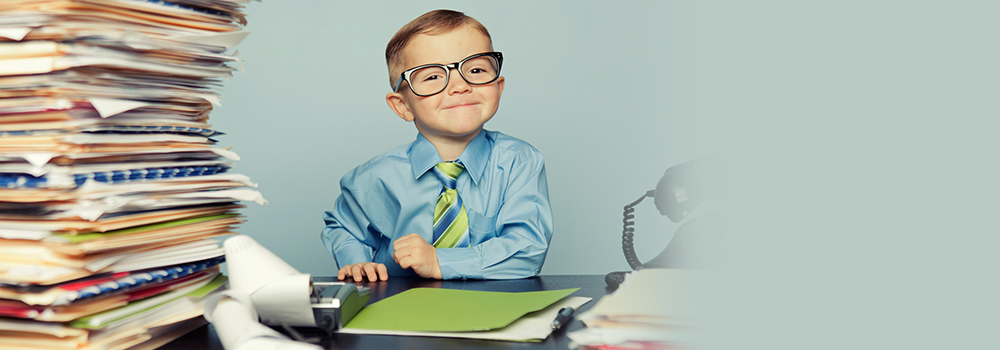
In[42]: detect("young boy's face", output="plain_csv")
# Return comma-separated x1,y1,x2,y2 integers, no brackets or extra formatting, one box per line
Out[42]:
386,25,505,145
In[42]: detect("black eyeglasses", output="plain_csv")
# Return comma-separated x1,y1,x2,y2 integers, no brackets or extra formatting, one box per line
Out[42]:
392,52,503,97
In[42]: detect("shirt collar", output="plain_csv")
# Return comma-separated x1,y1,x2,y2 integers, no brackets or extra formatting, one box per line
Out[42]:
409,130,491,185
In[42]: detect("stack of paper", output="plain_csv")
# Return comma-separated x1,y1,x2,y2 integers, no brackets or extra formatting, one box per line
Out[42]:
0,0,260,348
568,269,706,350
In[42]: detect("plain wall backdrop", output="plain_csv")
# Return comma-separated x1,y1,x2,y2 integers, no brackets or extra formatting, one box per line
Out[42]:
205,1,1000,350
212,1,704,278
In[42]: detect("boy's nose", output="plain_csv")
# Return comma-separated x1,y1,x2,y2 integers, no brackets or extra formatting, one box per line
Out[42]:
447,74,472,95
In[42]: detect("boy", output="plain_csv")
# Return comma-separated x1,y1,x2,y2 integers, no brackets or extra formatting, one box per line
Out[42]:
321,10,553,281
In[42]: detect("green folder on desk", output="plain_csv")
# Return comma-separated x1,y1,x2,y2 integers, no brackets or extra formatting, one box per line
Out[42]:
345,287,579,333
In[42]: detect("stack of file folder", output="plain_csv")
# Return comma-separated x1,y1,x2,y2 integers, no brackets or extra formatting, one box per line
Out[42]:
0,0,262,348
568,269,705,350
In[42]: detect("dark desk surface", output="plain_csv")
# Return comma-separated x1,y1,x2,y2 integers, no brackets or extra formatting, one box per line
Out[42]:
160,275,614,350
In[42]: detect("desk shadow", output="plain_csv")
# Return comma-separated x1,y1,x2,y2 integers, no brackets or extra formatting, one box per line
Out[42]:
327,332,535,350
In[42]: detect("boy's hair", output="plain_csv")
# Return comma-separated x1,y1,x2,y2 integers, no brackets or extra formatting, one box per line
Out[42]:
385,9,493,88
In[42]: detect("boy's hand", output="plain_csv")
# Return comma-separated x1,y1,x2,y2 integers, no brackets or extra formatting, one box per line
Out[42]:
337,262,388,282
392,234,442,279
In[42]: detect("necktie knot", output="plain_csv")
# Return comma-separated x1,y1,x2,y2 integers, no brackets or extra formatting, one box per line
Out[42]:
433,161,464,190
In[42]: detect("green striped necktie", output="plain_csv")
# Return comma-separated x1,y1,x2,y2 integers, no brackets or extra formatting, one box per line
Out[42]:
432,161,469,248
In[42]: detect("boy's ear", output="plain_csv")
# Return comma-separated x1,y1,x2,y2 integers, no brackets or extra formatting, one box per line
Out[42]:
496,76,505,97
386,92,414,122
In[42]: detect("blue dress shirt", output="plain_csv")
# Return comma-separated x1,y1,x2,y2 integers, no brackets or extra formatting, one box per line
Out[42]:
321,130,553,279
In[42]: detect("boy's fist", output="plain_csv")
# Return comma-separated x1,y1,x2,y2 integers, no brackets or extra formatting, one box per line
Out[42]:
337,262,388,282
392,234,442,279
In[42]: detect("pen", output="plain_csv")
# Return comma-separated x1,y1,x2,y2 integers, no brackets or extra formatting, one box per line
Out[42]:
550,306,575,331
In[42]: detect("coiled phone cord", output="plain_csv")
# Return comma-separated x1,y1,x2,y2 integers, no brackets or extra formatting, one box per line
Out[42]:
605,190,655,287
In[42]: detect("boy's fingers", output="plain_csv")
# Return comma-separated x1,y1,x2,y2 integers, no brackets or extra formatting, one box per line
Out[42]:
393,237,410,250
393,233,421,249
393,245,412,261
338,263,388,282
397,256,411,269
399,233,420,240
377,264,389,281
350,265,364,282
363,264,378,282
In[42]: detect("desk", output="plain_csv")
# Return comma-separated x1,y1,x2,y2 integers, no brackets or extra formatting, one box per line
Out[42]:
159,275,613,350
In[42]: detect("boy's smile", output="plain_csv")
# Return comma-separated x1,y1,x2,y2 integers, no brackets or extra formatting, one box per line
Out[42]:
444,102,478,110
386,24,504,155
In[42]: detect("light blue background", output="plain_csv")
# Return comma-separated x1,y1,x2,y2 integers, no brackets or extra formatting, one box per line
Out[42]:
208,1,999,349
212,1,701,277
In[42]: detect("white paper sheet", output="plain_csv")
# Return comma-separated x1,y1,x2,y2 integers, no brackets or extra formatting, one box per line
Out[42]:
205,294,322,350
89,98,154,118
0,27,32,41
251,274,317,328
172,31,251,48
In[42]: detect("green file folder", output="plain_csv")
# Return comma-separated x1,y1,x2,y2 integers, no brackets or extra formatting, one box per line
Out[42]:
345,287,579,332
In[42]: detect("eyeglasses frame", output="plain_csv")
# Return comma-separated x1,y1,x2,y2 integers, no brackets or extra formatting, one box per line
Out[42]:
392,51,504,97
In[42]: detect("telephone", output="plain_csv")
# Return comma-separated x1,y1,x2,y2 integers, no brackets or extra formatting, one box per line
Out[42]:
605,158,720,287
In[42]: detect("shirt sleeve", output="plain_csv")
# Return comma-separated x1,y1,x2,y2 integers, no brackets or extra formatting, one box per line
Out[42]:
320,173,378,269
436,151,553,279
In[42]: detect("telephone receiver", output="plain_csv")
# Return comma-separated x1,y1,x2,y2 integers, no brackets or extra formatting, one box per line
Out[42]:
606,158,720,287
